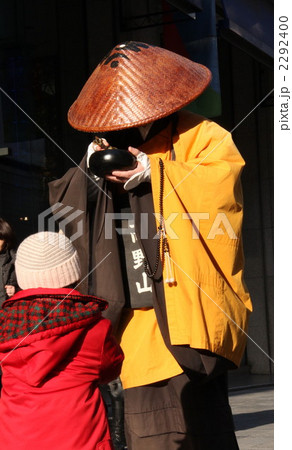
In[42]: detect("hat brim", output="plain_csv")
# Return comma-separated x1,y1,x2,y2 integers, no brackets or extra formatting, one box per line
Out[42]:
68,42,212,133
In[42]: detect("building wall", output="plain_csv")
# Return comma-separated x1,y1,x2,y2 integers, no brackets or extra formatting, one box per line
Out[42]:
0,0,273,375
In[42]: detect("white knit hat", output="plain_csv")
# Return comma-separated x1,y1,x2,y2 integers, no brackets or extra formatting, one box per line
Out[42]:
15,232,81,289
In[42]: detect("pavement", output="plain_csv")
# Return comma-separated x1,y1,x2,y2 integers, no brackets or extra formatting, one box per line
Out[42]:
228,372,274,450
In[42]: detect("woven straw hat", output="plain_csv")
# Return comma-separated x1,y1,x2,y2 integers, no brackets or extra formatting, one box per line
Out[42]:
15,232,81,289
68,41,211,132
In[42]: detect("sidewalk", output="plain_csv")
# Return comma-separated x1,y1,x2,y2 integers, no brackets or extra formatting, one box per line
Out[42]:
228,373,274,450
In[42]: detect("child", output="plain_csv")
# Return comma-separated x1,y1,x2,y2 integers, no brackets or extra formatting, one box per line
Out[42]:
0,231,124,450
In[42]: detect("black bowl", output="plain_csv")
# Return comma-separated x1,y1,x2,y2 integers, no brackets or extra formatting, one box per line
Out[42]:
89,148,137,178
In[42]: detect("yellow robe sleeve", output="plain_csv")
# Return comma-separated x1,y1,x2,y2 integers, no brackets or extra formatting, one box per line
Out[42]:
149,111,252,367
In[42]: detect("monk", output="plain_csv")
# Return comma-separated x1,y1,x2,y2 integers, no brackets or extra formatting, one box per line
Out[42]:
49,41,252,450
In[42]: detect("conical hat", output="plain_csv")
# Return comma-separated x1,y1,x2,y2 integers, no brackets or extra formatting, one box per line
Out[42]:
68,41,212,132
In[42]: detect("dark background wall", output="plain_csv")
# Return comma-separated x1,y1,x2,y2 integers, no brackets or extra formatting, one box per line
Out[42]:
0,0,273,376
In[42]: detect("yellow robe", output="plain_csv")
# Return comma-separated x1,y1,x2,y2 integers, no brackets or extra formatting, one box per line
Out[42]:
120,111,252,389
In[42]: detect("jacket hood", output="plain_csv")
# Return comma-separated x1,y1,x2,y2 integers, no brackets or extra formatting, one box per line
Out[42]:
0,288,108,386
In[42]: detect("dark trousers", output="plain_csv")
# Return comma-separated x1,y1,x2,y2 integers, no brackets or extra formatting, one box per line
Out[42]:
123,373,239,450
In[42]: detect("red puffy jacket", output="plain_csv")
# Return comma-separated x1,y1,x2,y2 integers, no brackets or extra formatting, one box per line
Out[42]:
0,288,124,450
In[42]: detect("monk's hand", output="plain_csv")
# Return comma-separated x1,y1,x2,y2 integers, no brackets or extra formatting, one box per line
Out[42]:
92,137,110,151
105,147,143,184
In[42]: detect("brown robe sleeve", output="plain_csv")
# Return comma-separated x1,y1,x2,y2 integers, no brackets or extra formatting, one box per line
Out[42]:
48,156,125,331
